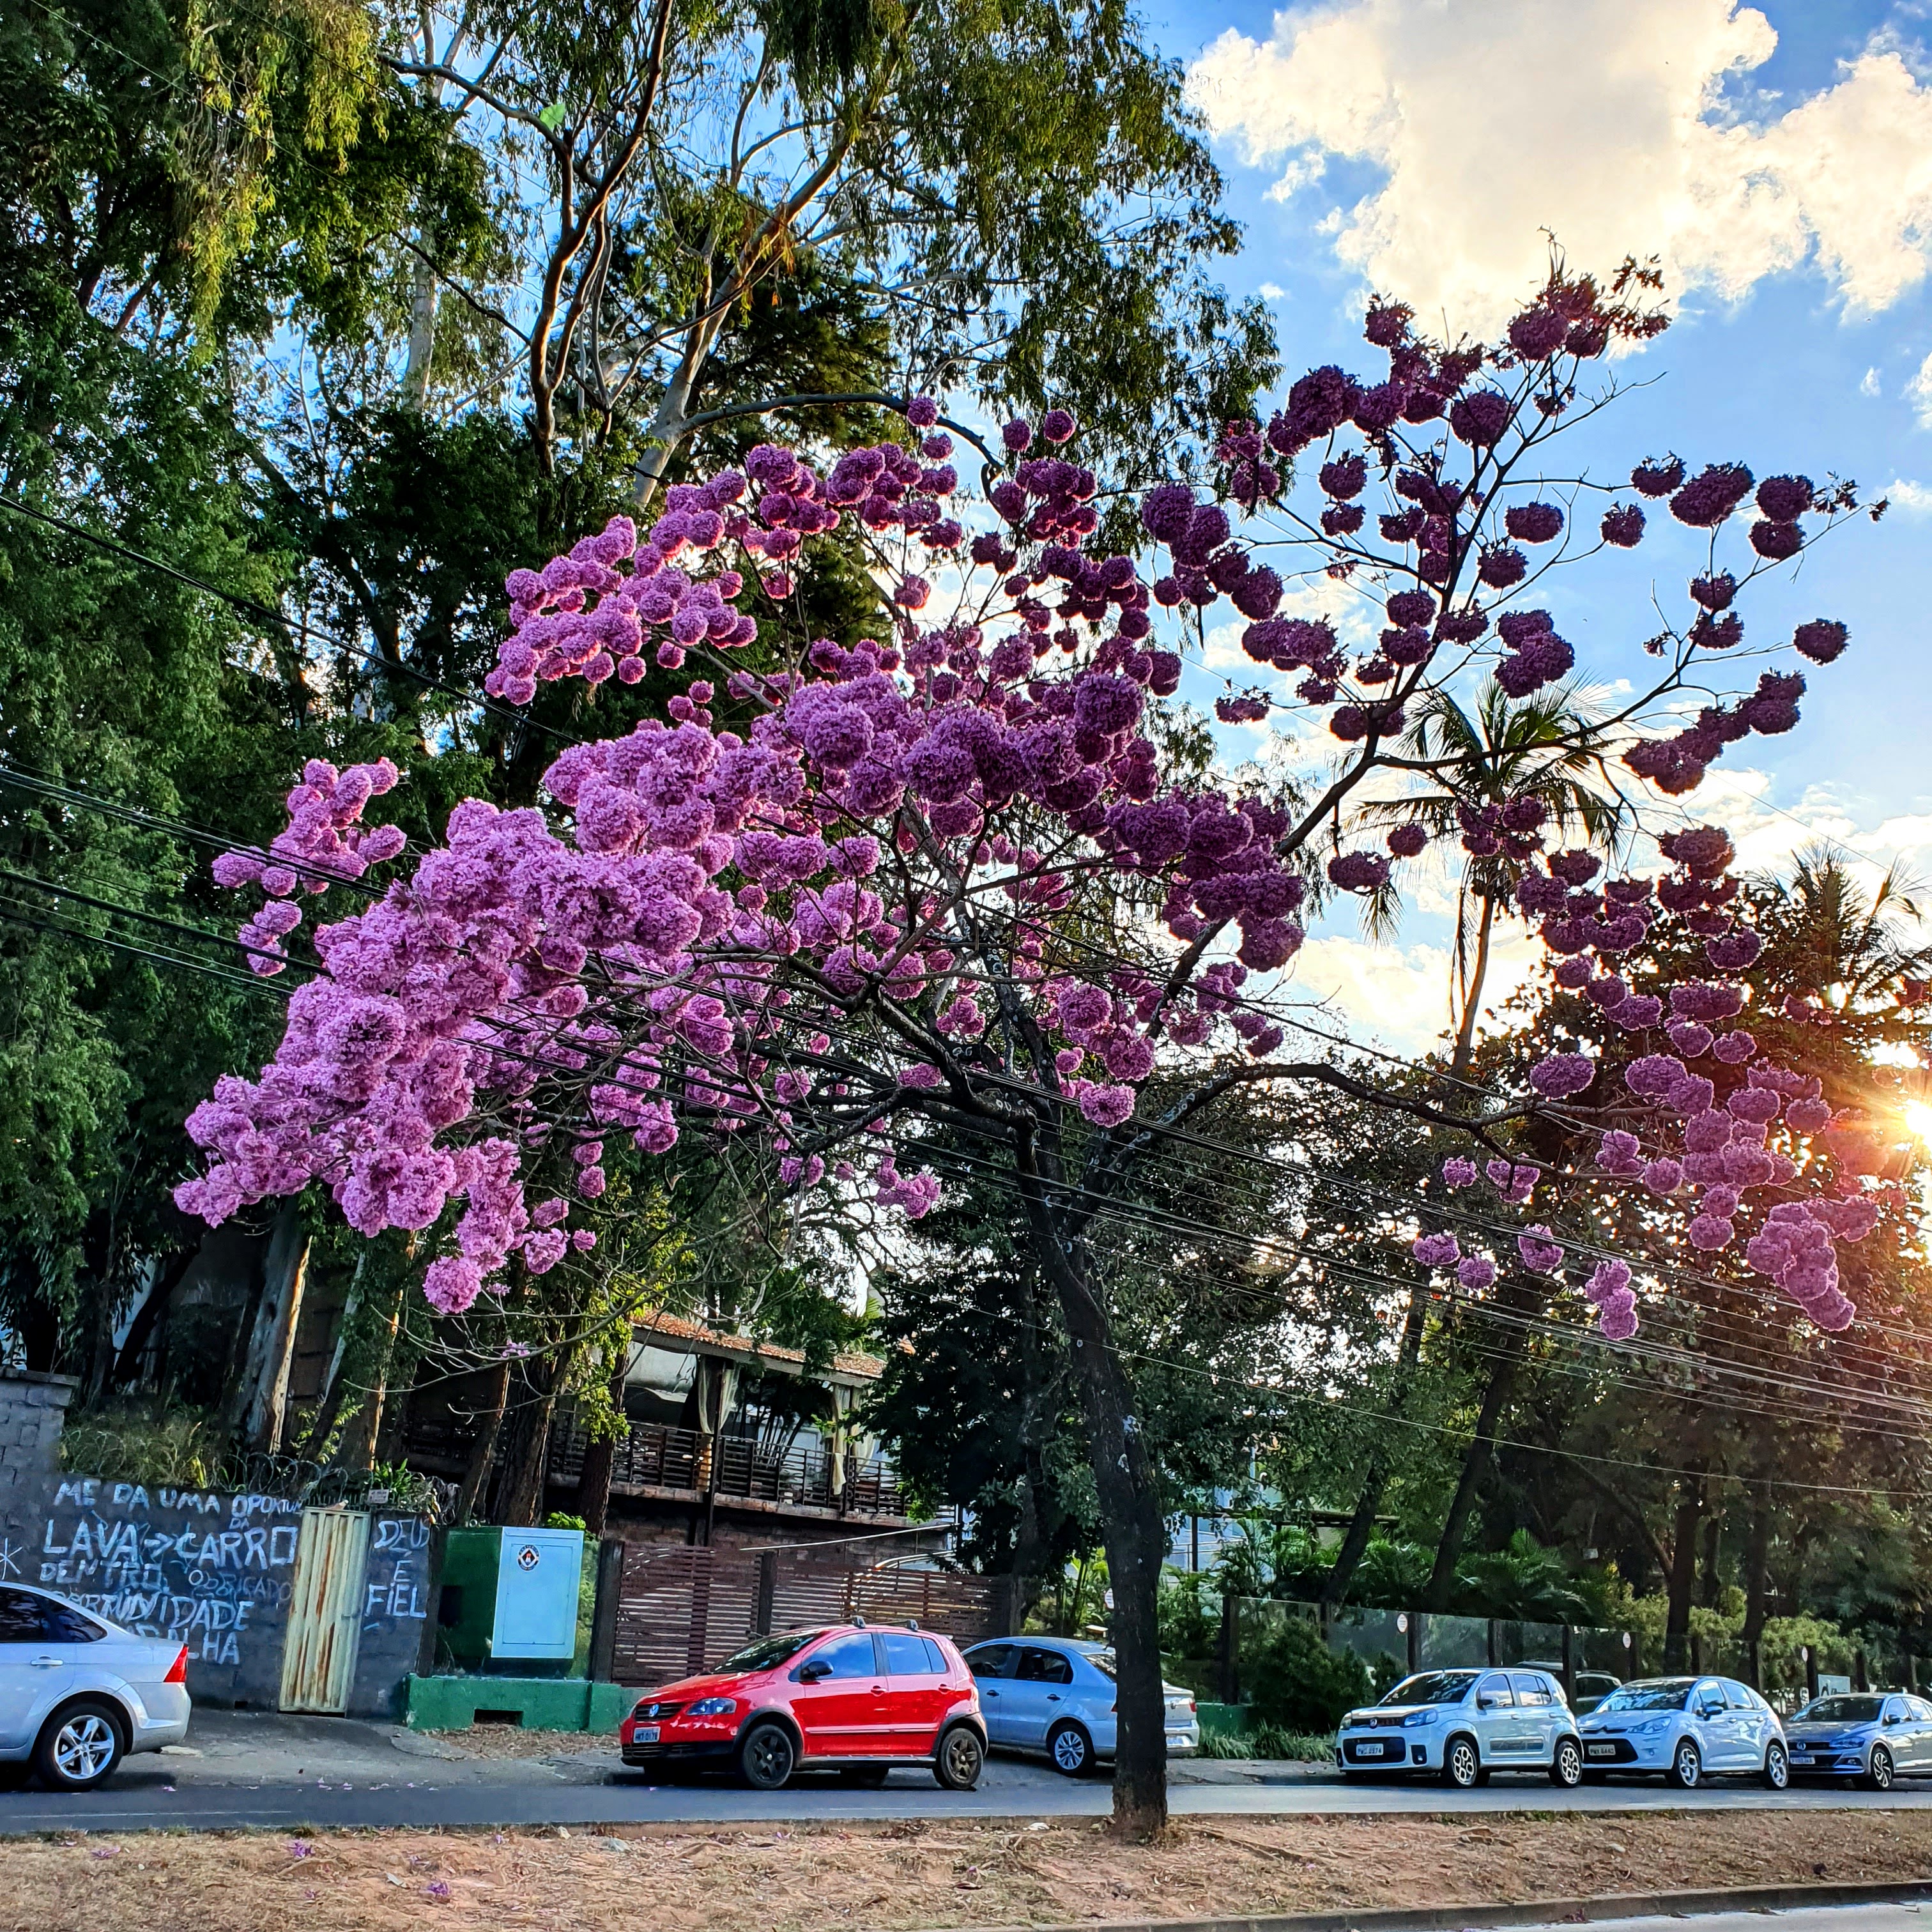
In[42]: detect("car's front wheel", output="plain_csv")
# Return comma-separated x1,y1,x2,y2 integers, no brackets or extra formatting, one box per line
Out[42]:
1867,1744,1896,1791
1048,1721,1093,1777
1666,1738,1702,1790
34,1701,125,1792
1550,1736,1584,1788
934,1723,984,1791
1442,1735,1481,1790
1763,1740,1790,1790
738,1721,797,1791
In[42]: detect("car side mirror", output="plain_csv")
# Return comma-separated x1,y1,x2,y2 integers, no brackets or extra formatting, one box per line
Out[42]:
1476,1692,1496,1708
1884,1712,1901,1726
798,1659,832,1683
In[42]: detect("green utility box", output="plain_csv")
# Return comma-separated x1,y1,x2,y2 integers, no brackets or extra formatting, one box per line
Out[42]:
435,1525,585,1665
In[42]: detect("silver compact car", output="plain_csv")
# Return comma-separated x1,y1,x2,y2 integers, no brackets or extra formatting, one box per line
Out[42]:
1335,1667,1584,1789
1575,1675,1786,1789
0,1583,191,1789
963,1638,1199,1775
1785,1692,1932,1788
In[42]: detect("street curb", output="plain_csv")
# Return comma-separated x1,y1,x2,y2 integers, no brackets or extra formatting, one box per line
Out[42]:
944,1877,1932,1932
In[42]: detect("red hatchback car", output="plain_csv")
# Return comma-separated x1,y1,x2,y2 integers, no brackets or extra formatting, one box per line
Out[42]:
619,1621,986,1790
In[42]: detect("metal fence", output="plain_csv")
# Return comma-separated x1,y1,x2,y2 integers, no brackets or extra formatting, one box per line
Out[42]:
549,1420,908,1520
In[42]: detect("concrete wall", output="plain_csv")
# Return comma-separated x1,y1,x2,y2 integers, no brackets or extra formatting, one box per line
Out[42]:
0,1370,77,1494
0,1369,433,1717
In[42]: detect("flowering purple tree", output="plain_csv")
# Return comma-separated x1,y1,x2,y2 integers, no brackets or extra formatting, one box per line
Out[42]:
174,264,1884,1831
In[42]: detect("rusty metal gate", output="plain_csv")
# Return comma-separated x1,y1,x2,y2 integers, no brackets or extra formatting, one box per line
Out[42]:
279,1508,372,1713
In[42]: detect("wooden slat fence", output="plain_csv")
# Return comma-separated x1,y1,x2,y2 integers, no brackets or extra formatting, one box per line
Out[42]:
608,1543,1008,1687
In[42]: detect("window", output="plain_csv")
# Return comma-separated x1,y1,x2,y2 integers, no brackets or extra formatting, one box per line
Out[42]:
0,1589,44,1642
721,1630,824,1672
1885,1698,1909,1723
1722,1681,1756,1710
882,1632,936,1676
1693,1681,1726,1715
1804,1694,1884,1724
968,1644,1017,1680
1509,1674,1551,1706
38,1600,103,1643
1908,1697,1932,1723
922,1637,949,1675
1476,1674,1514,1708
806,1633,880,1680
1598,1682,1693,1713
1379,1671,1478,1706
1017,1646,1076,1685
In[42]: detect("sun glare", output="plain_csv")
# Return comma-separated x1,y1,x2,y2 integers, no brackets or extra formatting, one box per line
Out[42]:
1906,1100,1932,1147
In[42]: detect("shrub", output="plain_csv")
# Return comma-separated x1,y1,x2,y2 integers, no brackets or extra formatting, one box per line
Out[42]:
1246,1613,1372,1733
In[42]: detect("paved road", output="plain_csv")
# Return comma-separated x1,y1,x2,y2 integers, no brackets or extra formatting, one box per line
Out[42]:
1515,1913,1932,1932
7,1711,1932,1834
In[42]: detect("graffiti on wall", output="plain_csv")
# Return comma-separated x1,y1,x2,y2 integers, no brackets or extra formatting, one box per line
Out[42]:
34,1478,300,1669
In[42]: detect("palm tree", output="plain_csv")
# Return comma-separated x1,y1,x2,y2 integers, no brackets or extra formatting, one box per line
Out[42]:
1322,684,1629,1613
1761,847,1932,1016
1354,682,1630,1080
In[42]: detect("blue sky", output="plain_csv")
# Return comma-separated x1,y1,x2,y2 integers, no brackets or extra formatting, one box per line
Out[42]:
1137,0,1932,1052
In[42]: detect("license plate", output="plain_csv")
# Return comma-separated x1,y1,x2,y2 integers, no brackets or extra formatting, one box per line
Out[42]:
1586,1743,1615,1758
1356,1740,1386,1757
638,1726,659,1744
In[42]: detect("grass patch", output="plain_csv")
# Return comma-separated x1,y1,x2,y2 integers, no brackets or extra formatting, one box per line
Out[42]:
1197,1722,1332,1761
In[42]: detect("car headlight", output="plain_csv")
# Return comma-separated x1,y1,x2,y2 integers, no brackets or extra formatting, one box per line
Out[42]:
1631,1717,1666,1734
687,1697,737,1717
1403,1709,1443,1727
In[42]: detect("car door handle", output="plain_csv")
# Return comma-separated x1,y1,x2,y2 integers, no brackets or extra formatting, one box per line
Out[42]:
1046,1693,1061,1702
31,1657,63,1669
985,1689,999,1697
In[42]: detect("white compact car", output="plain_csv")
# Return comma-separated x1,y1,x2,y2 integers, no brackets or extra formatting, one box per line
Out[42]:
963,1638,1199,1775
1575,1675,1787,1788
0,1583,191,1789
1335,1667,1584,1788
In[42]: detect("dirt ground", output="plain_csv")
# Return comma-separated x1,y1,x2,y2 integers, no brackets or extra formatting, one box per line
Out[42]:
3,1807,1931,1932
420,1726,618,1760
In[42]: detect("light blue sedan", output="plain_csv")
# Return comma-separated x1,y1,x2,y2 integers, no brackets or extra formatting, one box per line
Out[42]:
1785,1692,1932,1788
962,1638,1199,1775
1576,1675,1788,1788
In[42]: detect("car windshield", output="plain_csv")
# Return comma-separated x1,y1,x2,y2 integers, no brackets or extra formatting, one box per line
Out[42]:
1381,1671,1478,1706
716,1630,824,1672
1801,1695,1885,1724
1597,1681,1692,1712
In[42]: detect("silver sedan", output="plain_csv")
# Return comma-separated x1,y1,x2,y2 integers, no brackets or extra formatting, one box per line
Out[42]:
0,1583,192,1789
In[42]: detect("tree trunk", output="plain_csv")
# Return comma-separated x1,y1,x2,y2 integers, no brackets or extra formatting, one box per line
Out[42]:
454,1362,512,1526
1663,1475,1705,1673
1450,891,1498,1082
111,1239,201,1388
296,1252,367,1459
1020,1184,1168,1837
1322,1279,1429,1608
335,1271,404,1474
500,1340,579,1527
577,1370,627,1537
221,1202,309,1450
242,1210,310,1453
1698,1511,1724,1610
402,248,439,408
1742,1480,1773,1671
1425,1347,1519,1609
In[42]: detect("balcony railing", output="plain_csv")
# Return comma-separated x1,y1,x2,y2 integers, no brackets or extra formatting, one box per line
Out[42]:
548,1419,910,1519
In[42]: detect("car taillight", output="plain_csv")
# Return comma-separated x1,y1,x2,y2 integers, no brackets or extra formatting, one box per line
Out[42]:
164,1646,188,1685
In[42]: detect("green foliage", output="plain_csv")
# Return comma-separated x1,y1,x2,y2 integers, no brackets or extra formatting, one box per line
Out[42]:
1244,1613,1372,1735
1196,1723,1332,1762
60,1400,229,1487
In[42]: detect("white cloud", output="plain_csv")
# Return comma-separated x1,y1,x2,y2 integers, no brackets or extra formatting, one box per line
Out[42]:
1257,281,1287,301
1862,365,1884,396
1911,349,1932,425
1286,926,1544,1058
1887,477,1932,512
1188,1,1932,333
